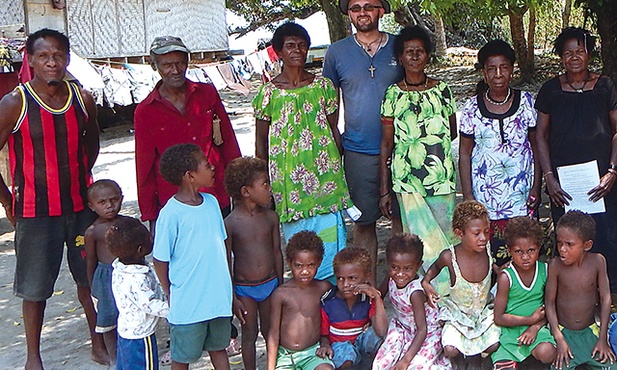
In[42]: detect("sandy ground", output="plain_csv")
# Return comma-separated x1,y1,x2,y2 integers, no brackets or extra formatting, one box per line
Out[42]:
0,64,553,369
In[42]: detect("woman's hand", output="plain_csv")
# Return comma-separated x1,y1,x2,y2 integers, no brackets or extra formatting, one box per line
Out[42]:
379,193,392,219
527,186,541,210
588,171,617,202
545,173,572,207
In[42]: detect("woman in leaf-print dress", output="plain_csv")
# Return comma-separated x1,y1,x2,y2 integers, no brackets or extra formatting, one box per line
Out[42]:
379,26,457,295
459,40,541,267
254,23,352,283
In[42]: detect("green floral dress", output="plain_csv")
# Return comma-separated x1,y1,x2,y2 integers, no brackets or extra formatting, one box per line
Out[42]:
381,80,457,196
252,76,352,224
381,80,458,295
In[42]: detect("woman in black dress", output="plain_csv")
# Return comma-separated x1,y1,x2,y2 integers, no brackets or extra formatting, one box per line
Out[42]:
535,27,617,290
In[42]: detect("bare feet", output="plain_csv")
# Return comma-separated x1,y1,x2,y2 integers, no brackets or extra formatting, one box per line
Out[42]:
91,347,111,366
24,354,43,370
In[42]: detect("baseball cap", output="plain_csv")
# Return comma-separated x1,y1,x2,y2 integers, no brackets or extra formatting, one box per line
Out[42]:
339,0,391,15
150,36,190,55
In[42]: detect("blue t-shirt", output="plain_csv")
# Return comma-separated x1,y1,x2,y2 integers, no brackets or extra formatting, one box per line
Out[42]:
323,34,403,155
152,193,232,325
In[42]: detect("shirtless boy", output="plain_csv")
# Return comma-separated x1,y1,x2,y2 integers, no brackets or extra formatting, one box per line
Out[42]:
267,231,334,370
85,179,125,364
545,210,617,369
224,157,283,370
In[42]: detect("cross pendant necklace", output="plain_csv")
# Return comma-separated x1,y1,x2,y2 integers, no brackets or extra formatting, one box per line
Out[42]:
368,64,376,78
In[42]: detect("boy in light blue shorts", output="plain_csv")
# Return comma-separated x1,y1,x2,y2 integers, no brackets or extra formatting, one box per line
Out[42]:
153,144,234,370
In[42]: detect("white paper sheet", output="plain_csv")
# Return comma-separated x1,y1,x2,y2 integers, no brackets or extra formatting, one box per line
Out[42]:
556,160,606,214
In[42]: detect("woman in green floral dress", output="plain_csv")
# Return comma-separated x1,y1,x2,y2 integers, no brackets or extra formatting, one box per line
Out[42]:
379,26,458,294
253,23,352,282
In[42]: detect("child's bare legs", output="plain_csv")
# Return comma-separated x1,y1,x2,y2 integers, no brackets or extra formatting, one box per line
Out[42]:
209,349,231,370
103,329,117,364
532,342,557,364
77,285,110,365
443,345,460,358
171,360,189,370
315,364,334,370
239,296,259,370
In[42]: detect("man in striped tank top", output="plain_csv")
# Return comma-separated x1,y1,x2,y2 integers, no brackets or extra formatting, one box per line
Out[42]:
0,29,104,369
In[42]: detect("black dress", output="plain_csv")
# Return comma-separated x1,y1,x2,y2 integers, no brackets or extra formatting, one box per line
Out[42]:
535,75,617,290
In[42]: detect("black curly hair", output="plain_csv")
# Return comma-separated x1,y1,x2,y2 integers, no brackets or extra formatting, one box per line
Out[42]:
271,22,311,53
556,210,596,243
224,157,268,200
333,247,372,276
385,233,423,262
554,27,596,57
87,179,122,202
285,230,324,261
394,25,434,58
504,217,543,247
159,143,202,186
106,216,152,260
26,28,70,55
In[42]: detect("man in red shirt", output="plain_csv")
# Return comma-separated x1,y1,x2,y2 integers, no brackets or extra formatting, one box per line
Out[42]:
134,36,241,230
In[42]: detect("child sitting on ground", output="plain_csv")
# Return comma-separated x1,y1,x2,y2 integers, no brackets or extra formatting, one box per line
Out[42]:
108,216,168,370
318,247,387,369
545,210,617,369
492,217,556,369
267,230,334,370
153,143,235,370
422,200,501,368
373,234,452,370
224,156,283,370
85,179,125,364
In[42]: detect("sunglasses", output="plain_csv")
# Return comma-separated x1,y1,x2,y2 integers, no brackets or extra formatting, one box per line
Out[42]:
348,4,383,12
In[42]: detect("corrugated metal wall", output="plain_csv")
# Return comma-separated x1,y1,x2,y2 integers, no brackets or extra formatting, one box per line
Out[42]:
67,0,228,58
0,0,25,27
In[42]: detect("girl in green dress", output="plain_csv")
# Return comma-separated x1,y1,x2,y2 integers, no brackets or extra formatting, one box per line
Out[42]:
379,26,457,295
253,23,352,283
492,217,556,369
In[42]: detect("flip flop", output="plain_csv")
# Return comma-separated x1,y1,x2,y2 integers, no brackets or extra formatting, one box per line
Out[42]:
225,338,242,356
159,351,172,366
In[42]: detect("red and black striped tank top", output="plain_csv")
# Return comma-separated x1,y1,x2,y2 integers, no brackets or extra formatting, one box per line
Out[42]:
8,81,93,218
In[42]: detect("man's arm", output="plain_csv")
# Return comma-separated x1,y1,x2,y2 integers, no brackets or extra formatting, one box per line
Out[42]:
134,106,160,222
79,88,100,171
271,212,284,284
210,86,241,164
0,90,24,225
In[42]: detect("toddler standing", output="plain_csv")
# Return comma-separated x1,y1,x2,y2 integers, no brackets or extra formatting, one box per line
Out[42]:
373,234,452,370
224,156,283,370
108,217,168,370
422,200,500,367
85,179,124,364
491,217,556,369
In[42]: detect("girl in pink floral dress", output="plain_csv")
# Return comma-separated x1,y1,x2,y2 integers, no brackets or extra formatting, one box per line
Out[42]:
372,234,452,370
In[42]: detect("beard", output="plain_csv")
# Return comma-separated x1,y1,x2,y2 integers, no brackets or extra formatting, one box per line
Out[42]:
47,80,61,86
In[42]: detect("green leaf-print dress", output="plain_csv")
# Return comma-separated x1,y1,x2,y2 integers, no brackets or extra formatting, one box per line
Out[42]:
381,80,457,294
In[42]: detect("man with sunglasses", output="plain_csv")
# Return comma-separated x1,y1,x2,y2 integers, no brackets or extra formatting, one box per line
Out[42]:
134,36,241,232
323,0,402,281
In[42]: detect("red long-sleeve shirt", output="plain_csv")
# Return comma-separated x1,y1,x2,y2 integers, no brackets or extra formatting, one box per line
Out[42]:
134,80,241,221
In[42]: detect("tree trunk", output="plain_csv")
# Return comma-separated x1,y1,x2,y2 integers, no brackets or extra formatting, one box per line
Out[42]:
434,15,447,57
320,0,350,43
508,5,535,82
588,0,617,84
526,5,536,76
562,0,572,28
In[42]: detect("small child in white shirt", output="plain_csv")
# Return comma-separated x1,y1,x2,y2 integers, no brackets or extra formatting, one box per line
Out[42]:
108,216,169,370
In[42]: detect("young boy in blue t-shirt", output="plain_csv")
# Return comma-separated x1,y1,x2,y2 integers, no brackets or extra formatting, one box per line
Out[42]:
153,143,234,370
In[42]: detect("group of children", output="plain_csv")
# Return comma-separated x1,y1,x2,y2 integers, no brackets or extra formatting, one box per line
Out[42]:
83,142,617,370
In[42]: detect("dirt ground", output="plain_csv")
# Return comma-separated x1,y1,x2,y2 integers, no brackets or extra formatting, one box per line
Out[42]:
0,58,558,369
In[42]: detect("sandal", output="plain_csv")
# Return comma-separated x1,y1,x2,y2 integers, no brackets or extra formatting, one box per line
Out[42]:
225,338,242,356
159,351,172,366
